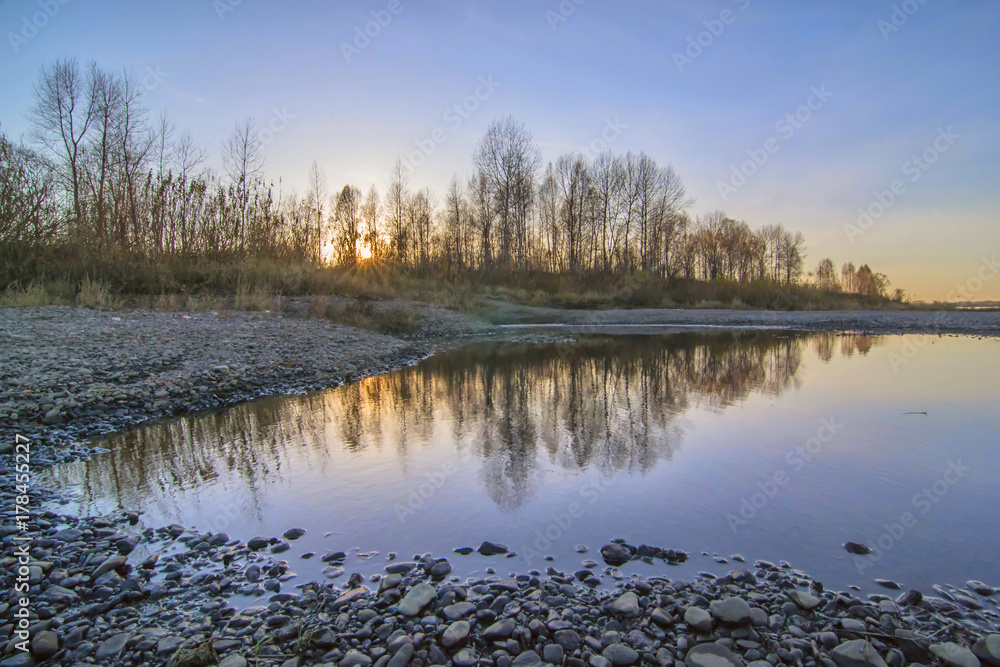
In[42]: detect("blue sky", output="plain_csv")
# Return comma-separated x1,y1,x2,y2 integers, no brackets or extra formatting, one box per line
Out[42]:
1,0,998,299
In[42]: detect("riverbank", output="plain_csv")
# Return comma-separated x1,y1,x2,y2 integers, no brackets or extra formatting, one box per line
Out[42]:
3,303,999,459
2,303,1000,666
480,303,1000,337
2,520,998,666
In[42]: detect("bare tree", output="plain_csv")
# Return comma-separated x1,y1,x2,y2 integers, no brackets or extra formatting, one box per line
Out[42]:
468,170,495,271
555,153,589,272
333,184,362,265
385,158,409,264
778,229,806,284
27,58,97,224
360,184,383,261
174,131,207,182
305,160,327,262
222,118,264,245
815,258,840,291
153,111,174,176
473,116,541,271
0,133,57,246
841,262,856,293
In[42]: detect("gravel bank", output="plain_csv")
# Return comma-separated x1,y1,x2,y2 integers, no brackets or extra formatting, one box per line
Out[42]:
1,304,999,666
1,519,997,667
0,304,491,462
489,305,1000,337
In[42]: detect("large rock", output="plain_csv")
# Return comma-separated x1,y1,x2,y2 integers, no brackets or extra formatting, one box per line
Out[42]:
600,544,631,566
788,590,822,610
31,630,59,659
513,651,543,667
478,541,509,556
650,607,673,627
334,587,369,608
544,644,565,664
247,536,270,550
831,640,889,667
609,591,640,617
96,633,130,662
387,644,414,667
341,650,373,667
484,618,517,641
554,629,582,651
397,583,437,616
39,585,77,604
603,644,639,667
931,643,981,667
973,636,1000,666
844,542,872,555
685,642,744,667
442,621,471,648
443,601,476,620
710,597,752,625
454,649,478,666
92,555,127,578
684,606,714,633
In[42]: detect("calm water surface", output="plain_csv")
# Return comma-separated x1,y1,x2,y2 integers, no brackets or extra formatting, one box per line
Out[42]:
44,332,1000,599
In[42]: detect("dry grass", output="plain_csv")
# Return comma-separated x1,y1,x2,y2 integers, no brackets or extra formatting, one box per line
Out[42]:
0,245,946,315
304,295,425,336
76,277,125,309
0,280,73,306
167,637,216,667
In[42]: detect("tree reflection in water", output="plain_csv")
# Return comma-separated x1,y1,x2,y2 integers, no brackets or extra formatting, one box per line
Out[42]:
44,332,883,524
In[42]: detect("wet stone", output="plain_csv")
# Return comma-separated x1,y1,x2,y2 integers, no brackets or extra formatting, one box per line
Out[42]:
685,642,744,667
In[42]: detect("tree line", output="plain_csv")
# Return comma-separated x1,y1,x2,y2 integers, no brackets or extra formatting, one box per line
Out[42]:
1,58,899,300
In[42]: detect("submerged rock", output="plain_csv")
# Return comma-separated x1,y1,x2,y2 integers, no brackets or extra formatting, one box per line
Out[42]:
478,541,509,556
600,543,631,566
844,542,873,555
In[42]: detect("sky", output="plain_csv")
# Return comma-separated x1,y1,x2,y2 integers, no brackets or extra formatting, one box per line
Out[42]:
1,0,998,301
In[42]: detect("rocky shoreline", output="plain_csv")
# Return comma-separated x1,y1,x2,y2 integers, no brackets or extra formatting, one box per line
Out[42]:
2,514,998,667
1,304,999,666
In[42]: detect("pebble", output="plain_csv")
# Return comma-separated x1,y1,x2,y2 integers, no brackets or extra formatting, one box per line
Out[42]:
397,582,437,616
685,606,714,633
685,642,744,667
831,640,889,667
932,643,982,667
974,636,1000,666
710,597,753,625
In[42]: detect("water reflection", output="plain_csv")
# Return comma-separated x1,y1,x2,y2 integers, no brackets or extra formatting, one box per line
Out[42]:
49,332,880,521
